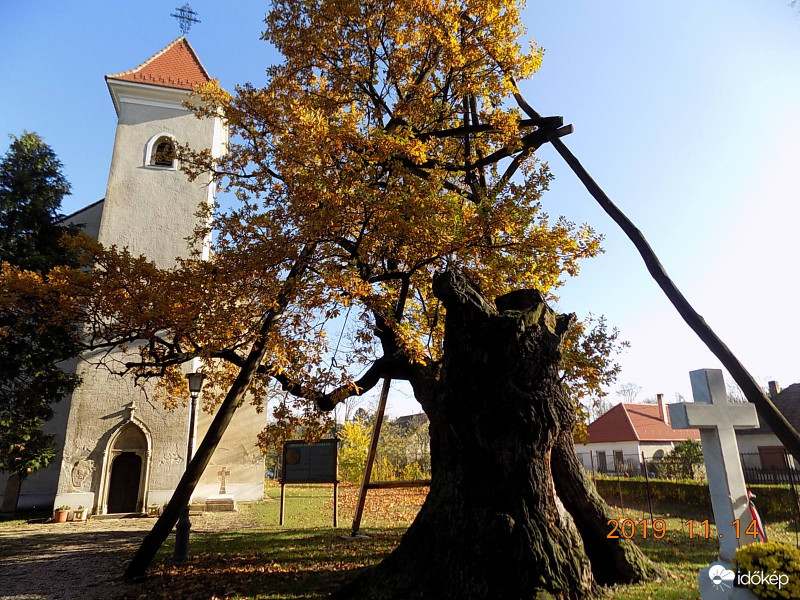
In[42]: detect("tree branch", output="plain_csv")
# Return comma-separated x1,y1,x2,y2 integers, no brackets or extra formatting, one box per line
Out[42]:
271,355,415,411
508,81,800,467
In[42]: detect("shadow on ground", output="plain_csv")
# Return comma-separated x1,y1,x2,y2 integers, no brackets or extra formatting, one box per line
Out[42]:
117,527,405,600
0,524,150,600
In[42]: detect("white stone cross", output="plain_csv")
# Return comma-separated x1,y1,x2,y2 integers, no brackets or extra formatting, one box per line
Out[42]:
669,369,759,563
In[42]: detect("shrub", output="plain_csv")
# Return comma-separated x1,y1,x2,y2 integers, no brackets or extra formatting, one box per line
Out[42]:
373,456,399,481
735,542,800,599
401,461,427,481
338,419,371,483
337,415,432,484
594,479,797,521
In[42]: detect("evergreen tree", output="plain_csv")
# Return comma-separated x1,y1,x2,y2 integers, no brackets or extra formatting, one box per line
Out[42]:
0,132,81,493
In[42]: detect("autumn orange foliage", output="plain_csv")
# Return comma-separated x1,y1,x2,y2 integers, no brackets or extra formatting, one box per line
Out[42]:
1,0,624,446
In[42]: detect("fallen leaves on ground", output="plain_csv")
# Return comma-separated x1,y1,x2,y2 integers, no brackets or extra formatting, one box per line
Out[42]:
117,485,426,600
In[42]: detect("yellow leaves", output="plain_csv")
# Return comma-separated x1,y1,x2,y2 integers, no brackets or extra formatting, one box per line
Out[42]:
188,79,231,116
21,0,610,426
153,366,190,411
485,109,524,149
262,0,541,117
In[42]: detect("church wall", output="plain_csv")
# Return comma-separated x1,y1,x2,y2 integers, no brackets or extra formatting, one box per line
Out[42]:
2,200,105,509
50,97,216,513
63,199,104,240
4,41,265,515
194,403,265,502
0,357,80,510
47,359,266,512
53,350,191,513
88,89,266,504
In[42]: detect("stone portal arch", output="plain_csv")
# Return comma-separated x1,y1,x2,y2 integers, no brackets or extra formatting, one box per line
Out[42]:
98,421,151,515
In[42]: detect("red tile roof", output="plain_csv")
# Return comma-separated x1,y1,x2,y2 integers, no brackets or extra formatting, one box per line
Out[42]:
585,403,701,443
106,37,210,91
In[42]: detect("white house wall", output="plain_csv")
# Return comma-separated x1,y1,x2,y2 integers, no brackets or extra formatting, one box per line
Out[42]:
574,441,641,471
735,433,797,468
639,442,679,461
574,441,683,473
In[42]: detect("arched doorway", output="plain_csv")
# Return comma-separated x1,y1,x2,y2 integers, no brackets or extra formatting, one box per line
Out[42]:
101,423,148,514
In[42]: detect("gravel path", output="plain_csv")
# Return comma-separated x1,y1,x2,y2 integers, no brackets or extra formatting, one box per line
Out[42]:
0,511,257,600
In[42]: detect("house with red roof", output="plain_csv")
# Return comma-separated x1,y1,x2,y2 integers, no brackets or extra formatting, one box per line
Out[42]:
575,395,700,474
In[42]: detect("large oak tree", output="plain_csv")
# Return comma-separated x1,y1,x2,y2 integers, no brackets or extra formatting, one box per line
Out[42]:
5,1,660,595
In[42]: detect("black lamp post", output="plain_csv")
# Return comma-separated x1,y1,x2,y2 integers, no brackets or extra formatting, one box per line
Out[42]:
174,372,205,563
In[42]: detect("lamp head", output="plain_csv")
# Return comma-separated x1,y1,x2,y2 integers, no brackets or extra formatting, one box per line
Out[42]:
187,372,206,395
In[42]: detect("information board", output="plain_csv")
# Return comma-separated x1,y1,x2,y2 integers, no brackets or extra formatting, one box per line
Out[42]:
281,439,338,483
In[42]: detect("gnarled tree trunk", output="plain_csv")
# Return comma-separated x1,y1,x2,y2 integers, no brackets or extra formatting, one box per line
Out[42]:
336,272,627,600
551,428,658,585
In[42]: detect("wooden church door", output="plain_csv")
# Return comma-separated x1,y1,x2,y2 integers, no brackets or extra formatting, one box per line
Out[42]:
107,453,142,513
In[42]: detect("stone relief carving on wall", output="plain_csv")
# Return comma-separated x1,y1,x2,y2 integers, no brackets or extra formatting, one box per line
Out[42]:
70,459,94,490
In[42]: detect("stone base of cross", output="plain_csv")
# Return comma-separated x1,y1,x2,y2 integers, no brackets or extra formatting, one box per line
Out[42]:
206,494,237,512
669,369,759,600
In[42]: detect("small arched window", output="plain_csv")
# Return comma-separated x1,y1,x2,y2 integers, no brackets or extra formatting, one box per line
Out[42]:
652,450,665,461
145,133,177,169
151,137,175,167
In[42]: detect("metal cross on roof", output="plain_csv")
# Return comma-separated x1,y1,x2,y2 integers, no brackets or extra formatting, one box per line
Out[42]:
170,3,201,35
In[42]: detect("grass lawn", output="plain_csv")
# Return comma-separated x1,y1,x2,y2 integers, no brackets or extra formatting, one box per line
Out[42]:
118,483,798,600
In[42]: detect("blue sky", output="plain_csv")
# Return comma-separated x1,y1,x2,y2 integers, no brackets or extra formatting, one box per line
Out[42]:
2,1,799,417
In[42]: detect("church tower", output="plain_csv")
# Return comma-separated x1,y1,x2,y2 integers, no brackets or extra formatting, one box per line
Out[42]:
0,38,264,515
100,36,224,262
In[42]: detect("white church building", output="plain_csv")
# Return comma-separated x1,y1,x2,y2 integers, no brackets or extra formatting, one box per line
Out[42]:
0,38,265,514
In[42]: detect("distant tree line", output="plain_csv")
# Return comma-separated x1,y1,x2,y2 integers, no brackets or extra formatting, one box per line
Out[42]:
338,412,431,484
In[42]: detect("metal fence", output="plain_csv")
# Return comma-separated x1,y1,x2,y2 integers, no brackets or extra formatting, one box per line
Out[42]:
576,450,800,486
577,449,800,544
740,451,800,485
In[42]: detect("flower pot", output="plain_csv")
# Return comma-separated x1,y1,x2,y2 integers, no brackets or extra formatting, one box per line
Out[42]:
54,509,69,523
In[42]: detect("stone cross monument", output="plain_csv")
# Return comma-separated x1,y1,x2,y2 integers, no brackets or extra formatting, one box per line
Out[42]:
205,466,236,513
669,369,759,599
217,466,230,495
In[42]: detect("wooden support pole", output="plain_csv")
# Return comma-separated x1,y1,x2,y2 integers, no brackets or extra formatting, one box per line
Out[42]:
333,481,339,528
350,377,392,536
508,82,800,468
545,132,800,467
279,482,285,526
641,452,654,524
